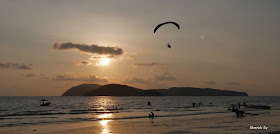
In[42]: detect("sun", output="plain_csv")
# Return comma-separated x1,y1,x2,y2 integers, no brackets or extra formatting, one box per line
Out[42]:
100,58,110,66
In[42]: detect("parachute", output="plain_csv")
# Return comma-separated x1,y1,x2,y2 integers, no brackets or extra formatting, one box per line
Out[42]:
154,22,180,33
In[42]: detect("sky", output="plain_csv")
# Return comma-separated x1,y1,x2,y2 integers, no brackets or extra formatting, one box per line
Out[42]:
0,0,280,96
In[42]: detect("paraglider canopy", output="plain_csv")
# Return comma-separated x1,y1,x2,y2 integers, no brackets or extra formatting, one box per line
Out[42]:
154,22,180,33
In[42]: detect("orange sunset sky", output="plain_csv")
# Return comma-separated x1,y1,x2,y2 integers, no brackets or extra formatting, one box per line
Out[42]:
0,0,280,96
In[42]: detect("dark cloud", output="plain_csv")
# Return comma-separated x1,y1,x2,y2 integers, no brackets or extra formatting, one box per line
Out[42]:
0,63,32,70
90,56,103,59
154,72,176,81
53,74,109,83
22,74,36,77
73,60,92,66
53,42,124,56
81,61,90,65
124,77,151,84
203,81,216,85
134,62,164,67
227,82,241,86
90,55,116,59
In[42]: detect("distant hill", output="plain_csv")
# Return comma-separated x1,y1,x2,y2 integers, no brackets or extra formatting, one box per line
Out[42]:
62,84,248,96
84,84,162,96
153,87,248,96
61,84,101,96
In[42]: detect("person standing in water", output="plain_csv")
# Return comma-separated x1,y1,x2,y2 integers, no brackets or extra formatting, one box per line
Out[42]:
243,102,247,107
238,102,241,109
149,112,154,118
148,101,151,105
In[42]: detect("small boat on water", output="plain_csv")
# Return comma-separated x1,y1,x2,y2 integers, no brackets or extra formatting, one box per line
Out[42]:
40,99,51,106
245,105,271,109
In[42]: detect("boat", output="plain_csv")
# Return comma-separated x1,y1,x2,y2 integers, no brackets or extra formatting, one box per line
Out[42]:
40,99,51,106
245,105,271,109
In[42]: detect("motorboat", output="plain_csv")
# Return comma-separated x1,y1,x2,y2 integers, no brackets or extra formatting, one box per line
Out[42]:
40,99,51,106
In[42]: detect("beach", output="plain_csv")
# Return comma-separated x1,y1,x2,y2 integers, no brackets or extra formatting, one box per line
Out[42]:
0,96,279,134
1,108,279,134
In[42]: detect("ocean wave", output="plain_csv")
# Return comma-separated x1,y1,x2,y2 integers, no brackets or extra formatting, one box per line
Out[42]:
0,112,68,117
0,109,121,117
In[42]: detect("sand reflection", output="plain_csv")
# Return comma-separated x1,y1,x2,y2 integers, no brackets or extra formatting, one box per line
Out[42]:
98,114,112,134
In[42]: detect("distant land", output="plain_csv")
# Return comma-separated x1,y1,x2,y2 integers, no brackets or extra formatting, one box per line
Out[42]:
62,84,248,96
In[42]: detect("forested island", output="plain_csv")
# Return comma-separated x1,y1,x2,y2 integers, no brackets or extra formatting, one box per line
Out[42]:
62,84,248,96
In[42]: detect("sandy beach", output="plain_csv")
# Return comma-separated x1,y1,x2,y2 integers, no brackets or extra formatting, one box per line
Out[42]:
1,110,279,134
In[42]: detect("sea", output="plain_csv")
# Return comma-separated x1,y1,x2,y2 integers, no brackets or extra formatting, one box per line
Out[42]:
0,96,279,127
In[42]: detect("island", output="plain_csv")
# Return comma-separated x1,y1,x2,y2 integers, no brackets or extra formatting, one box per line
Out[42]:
61,84,248,96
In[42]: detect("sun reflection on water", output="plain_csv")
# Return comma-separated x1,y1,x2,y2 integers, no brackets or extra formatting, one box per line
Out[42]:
98,113,112,120
92,97,115,134
100,120,110,127
91,96,115,108
98,114,112,134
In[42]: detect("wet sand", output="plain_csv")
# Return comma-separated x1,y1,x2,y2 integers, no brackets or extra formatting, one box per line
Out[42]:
0,111,279,134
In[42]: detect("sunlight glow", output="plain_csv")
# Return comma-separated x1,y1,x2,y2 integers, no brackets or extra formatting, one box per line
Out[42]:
100,58,110,66
98,114,112,134
98,113,112,120
100,120,111,134
100,120,110,127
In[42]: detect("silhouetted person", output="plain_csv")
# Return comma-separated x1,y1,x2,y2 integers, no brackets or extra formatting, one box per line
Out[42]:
228,107,231,111
243,102,247,107
192,102,195,107
148,101,151,105
149,112,154,118
167,43,171,48
231,105,238,112
199,102,201,106
232,107,238,112
238,102,241,109
236,110,244,116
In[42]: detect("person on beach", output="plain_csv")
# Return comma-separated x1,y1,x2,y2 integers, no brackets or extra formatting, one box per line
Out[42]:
231,105,238,112
236,110,244,116
148,101,151,105
192,102,195,107
243,102,246,107
149,112,154,118
238,102,241,109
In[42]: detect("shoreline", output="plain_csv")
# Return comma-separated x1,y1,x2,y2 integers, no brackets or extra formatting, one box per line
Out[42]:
0,110,279,134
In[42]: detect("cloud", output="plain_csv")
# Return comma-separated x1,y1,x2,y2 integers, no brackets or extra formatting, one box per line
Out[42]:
202,81,216,85
89,55,117,59
39,74,49,79
53,74,109,83
73,60,92,66
0,63,32,70
22,74,36,77
124,77,151,84
154,72,176,81
89,56,103,59
134,62,164,67
227,82,241,86
53,42,124,56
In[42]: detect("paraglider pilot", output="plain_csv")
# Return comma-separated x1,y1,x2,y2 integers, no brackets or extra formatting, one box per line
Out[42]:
167,43,171,48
